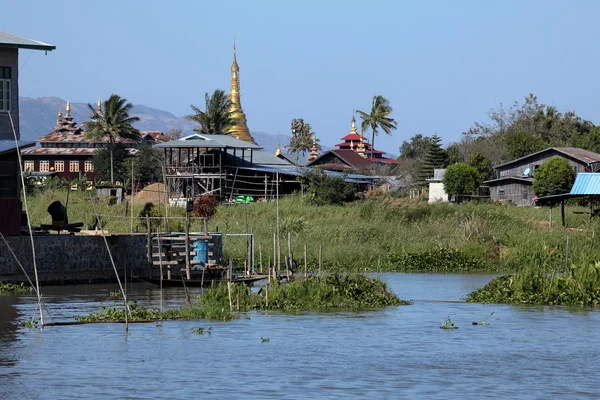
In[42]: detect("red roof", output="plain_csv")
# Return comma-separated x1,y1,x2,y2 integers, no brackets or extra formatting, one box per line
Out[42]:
339,133,363,141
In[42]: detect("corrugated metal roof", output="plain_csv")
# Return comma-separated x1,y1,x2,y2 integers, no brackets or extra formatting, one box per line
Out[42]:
0,140,35,155
235,165,375,184
569,173,600,195
495,147,600,168
156,134,262,149
0,31,55,51
247,150,293,166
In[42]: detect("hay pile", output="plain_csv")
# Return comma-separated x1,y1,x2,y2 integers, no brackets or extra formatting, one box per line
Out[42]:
133,183,168,205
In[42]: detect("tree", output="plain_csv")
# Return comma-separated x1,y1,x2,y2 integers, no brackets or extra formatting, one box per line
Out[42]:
133,144,164,184
186,89,236,135
418,134,447,184
467,152,493,182
299,170,357,206
356,95,397,161
504,131,546,160
86,94,141,183
286,118,320,164
445,143,462,165
532,156,576,197
443,163,482,198
399,134,434,160
93,145,129,183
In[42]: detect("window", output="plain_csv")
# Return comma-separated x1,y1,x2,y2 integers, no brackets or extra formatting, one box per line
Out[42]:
0,67,10,113
84,160,94,172
39,161,49,172
24,161,34,172
55,161,64,172
70,161,80,172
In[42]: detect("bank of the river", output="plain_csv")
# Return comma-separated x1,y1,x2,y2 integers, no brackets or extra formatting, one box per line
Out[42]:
25,190,600,274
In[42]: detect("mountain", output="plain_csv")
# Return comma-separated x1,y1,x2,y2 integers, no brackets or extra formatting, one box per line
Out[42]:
18,96,291,155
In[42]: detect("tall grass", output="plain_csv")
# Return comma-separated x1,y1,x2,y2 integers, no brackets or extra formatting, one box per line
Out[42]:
26,190,600,273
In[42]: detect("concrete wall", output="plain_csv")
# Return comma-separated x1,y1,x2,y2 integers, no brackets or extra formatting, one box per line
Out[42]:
0,48,19,140
428,182,448,203
0,234,155,284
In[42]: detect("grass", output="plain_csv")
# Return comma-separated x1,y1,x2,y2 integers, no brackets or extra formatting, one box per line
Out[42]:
26,189,600,273
466,262,600,306
73,273,406,322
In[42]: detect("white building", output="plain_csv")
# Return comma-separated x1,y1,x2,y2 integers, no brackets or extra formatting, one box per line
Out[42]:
427,169,448,203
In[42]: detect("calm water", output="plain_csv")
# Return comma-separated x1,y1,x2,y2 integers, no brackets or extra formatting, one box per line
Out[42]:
1,273,599,399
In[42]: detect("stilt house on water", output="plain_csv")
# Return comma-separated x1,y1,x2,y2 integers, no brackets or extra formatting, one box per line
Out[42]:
155,134,375,201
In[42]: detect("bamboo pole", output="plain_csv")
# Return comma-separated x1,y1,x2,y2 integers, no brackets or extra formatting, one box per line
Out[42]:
146,215,152,262
276,172,280,272
304,245,308,278
9,112,44,326
156,232,164,313
273,232,277,278
318,244,323,277
287,231,292,279
185,209,191,280
88,192,131,331
259,244,263,273
130,160,134,233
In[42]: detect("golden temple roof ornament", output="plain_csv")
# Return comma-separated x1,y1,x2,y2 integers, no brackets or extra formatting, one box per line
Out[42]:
351,114,358,134
228,39,257,145
56,107,63,126
275,142,281,156
307,135,319,162
97,97,102,113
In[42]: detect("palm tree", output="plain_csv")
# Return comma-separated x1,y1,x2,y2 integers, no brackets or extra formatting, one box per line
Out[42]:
186,89,236,135
285,118,319,164
86,94,141,183
356,95,398,161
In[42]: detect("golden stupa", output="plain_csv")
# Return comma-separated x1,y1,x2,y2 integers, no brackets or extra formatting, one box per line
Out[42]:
228,41,257,144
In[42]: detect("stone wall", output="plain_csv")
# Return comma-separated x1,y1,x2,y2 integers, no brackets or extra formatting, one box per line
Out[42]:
0,234,155,284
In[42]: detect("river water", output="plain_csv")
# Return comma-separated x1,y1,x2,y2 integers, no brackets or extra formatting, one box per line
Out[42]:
1,273,599,399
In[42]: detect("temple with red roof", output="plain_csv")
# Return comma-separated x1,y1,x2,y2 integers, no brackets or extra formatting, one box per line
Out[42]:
21,100,165,182
306,116,399,172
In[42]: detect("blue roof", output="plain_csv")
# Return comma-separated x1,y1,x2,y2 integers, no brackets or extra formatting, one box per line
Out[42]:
0,140,35,155
569,173,600,195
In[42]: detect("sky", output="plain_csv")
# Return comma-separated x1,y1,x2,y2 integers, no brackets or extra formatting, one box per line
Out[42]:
5,0,600,153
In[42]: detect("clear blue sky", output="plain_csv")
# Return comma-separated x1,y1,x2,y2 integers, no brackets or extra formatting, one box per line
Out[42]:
6,0,600,153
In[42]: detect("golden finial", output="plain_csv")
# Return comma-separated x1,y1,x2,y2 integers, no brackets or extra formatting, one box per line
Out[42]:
357,129,366,152
231,36,239,72
351,114,358,134
275,142,281,156
56,107,63,126
97,97,102,112
65,100,71,116
350,140,354,150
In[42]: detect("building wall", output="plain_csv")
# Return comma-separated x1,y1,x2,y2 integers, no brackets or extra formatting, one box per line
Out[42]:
0,235,155,284
23,155,96,181
0,48,19,140
428,182,448,203
498,150,588,178
489,181,534,206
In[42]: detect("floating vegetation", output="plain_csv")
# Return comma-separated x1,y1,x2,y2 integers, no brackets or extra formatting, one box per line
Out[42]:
19,317,38,329
201,274,410,311
440,316,458,329
466,263,600,306
191,327,211,335
0,282,32,295
261,336,270,343
108,290,121,300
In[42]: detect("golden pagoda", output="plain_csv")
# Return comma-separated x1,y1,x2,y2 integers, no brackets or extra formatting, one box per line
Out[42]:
307,136,320,162
228,41,257,144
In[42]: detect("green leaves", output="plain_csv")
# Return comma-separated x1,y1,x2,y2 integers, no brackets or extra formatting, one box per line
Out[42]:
532,156,576,197
186,89,236,135
443,163,481,196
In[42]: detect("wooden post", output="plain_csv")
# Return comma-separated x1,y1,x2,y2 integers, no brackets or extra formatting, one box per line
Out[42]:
273,232,277,276
185,210,191,280
264,174,268,201
287,231,292,279
162,163,169,233
549,206,553,230
561,200,565,227
304,245,308,278
146,214,152,263
590,196,594,226
318,244,322,277
157,232,164,313
267,255,271,283
259,244,263,273
276,172,280,273
130,160,134,233
203,218,208,235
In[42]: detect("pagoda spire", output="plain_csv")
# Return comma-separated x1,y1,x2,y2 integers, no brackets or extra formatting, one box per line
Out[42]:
275,142,282,156
228,39,257,144
56,107,63,127
307,135,319,162
97,97,102,113
351,114,358,134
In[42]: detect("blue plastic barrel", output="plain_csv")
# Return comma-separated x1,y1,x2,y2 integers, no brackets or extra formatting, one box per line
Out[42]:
192,240,209,265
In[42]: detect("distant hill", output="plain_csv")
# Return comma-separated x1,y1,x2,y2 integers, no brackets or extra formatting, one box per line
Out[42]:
18,96,291,155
